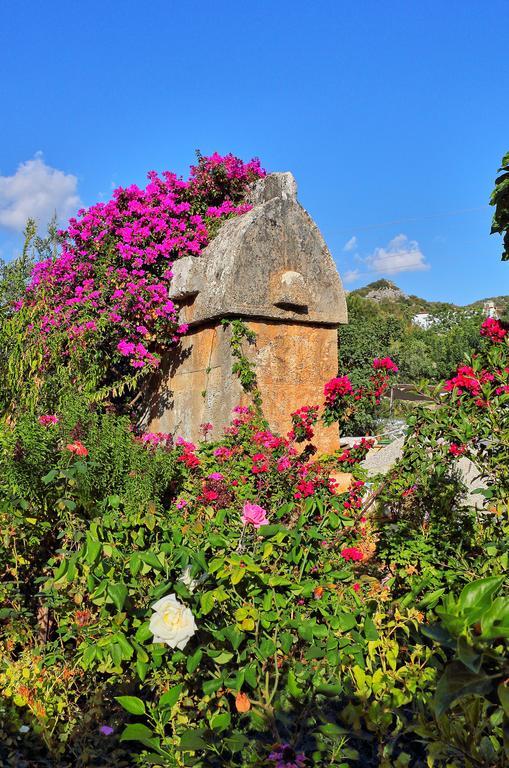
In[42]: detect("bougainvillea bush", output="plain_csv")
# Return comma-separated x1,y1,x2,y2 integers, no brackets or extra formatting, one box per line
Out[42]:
0,153,508,768
1,153,265,411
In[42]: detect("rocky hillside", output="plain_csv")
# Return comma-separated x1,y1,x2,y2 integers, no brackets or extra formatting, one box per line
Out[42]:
350,279,509,318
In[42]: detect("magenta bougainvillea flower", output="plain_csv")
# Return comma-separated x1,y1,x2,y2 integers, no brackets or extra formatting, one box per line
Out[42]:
323,376,354,405
373,356,399,372
18,153,265,375
38,414,59,426
340,546,364,562
480,317,507,343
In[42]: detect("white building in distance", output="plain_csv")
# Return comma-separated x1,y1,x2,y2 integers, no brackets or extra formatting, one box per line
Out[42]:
412,312,436,329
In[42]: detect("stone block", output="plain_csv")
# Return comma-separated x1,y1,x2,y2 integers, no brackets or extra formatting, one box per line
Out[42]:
141,172,347,454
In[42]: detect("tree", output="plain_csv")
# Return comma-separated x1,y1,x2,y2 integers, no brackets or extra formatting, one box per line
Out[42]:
490,150,509,261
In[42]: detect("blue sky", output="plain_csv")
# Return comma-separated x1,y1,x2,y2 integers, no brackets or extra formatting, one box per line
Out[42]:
0,0,507,304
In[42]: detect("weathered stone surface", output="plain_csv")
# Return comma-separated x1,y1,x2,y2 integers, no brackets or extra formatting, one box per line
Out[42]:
143,320,340,454
168,173,347,328
143,172,347,453
241,321,340,454
361,437,489,509
329,471,354,494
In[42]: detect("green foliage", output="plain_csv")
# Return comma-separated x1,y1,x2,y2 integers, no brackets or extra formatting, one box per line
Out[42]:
339,293,486,434
1,155,508,767
222,318,264,415
417,577,509,766
491,150,509,261
338,295,402,433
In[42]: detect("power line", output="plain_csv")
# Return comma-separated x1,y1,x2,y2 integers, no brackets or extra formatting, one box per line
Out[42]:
338,205,491,234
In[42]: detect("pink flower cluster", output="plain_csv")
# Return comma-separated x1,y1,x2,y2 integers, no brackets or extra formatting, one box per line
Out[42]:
288,405,319,442
19,154,265,372
323,376,354,406
373,357,399,373
253,430,285,450
323,358,398,420
38,414,59,426
340,547,364,562
480,317,507,344
337,438,375,468
176,437,200,468
138,432,173,448
443,365,494,397
252,453,270,474
65,440,88,457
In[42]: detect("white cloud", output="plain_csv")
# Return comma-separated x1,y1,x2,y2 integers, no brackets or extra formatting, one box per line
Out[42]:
0,154,81,232
343,268,361,284
343,235,358,252
367,233,429,275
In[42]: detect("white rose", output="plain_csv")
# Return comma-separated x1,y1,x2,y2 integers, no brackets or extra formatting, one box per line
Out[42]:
178,565,198,593
149,594,197,650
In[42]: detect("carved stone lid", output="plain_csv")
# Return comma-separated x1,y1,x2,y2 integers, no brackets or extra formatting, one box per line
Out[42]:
168,172,347,327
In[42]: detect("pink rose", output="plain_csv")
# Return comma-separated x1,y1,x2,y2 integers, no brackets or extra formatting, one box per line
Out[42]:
241,502,269,529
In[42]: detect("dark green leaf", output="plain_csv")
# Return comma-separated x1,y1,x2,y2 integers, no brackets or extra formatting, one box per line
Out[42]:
115,696,146,716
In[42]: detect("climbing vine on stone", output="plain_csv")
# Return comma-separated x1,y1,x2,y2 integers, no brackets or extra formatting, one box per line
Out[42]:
222,318,264,416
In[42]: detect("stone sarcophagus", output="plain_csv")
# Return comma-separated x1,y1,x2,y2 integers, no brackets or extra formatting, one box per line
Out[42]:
143,172,347,454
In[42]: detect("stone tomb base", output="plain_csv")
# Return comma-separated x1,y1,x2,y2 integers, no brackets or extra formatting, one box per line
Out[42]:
144,319,339,455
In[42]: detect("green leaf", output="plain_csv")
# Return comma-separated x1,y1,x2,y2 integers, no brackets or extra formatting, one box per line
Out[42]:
363,616,378,641
179,730,208,751
287,669,303,699
418,588,445,609
224,733,249,753
136,661,149,681
258,637,276,659
337,612,357,632
458,576,505,613
115,696,146,716
42,469,58,485
231,566,245,585
223,626,244,651
85,537,101,565
140,551,164,571
420,624,451,648
135,621,152,643
159,684,183,709
434,662,493,716
456,636,481,674
319,723,349,736
120,723,156,747
200,591,215,615
497,683,509,716
210,711,231,731
203,678,222,696
298,623,314,642
186,648,203,674
107,582,128,611
129,553,141,577
481,596,509,639
114,633,134,660
209,650,234,664
315,683,342,697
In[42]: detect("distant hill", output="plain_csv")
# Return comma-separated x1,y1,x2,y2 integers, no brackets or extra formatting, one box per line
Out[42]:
350,280,509,317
